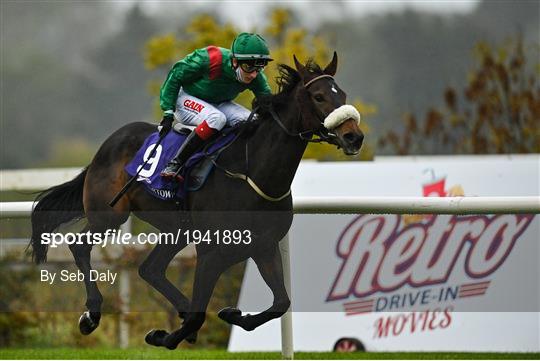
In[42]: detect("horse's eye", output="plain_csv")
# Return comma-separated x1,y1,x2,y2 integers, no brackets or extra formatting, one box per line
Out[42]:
314,94,324,102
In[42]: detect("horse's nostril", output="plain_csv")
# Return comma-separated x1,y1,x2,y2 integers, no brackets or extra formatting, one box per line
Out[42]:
343,132,364,149
343,133,356,143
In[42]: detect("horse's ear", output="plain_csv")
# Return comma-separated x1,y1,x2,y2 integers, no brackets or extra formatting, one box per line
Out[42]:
293,55,306,79
323,51,338,76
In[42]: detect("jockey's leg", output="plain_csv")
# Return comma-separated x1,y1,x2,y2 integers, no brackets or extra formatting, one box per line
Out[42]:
216,101,251,127
161,91,226,182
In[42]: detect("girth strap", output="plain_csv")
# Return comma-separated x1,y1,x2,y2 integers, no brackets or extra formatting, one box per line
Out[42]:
222,169,291,202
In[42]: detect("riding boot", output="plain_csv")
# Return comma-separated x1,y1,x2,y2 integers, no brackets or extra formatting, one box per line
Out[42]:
160,131,207,182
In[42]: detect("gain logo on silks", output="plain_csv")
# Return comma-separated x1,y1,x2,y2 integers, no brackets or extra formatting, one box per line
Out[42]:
325,170,534,338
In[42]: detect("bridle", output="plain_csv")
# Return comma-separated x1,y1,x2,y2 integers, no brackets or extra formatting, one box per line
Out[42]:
304,74,334,88
269,73,340,144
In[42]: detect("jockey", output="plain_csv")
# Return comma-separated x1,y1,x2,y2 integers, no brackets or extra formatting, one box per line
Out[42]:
159,32,273,182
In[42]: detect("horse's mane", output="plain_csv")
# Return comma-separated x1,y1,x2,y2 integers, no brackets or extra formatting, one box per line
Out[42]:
255,59,323,113
237,59,322,136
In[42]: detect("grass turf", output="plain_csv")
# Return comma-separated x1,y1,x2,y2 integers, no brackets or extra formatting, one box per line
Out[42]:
1,349,539,359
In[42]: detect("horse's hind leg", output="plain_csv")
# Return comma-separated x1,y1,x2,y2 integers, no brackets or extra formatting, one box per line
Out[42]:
73,212,128,335
68,226,106,335
218,243,291,331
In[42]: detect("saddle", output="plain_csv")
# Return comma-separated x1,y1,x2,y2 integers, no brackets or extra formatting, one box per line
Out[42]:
125,124,238,201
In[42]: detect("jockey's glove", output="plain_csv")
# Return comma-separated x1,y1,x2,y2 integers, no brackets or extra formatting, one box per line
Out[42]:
159,114,174,137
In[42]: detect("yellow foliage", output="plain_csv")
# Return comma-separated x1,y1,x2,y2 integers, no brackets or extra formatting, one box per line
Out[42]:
144,34,180,69
40,138,96,167
497,47,508,63
265,8,290,38
303,140,374,161
473,41,491,59
353,100,377,117
183,14,237,52
147,79,164,117
146,79,161,95
312,35,329,62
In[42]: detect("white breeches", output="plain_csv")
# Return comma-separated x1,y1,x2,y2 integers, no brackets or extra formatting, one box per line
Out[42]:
174,89,251,131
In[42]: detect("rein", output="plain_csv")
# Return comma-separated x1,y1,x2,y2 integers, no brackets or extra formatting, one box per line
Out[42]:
268,105,336,143
268,106,325,142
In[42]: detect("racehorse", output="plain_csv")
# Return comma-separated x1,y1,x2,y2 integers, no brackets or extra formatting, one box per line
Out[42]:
29,53,364,349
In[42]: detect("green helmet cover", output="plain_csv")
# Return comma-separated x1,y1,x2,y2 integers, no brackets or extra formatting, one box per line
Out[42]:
231,33,273,61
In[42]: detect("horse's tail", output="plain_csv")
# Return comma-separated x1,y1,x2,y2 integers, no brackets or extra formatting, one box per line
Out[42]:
29,167,88,264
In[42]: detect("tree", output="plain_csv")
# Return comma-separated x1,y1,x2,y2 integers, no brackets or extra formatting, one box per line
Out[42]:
1,1,121,168
378,36,540,155
88,5,158,130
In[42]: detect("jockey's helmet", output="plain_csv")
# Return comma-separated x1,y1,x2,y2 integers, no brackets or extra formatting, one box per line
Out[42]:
231,33,273,67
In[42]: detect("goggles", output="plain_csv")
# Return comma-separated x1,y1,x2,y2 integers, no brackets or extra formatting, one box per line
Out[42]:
238,59,267,73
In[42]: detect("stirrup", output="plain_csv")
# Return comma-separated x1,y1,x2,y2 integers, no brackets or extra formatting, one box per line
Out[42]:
161,166,185,183
171,167,185,183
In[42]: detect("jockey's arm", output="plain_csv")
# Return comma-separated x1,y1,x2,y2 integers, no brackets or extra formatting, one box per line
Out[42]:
250,71,272,99
160,49,207,115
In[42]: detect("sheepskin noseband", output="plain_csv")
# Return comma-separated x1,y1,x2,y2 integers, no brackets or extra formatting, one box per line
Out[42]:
323,105,361,130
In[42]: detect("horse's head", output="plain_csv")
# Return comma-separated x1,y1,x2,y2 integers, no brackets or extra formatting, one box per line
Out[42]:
293,52,364,155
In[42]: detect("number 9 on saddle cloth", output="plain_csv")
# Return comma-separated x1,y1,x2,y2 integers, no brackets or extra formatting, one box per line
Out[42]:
125,124,238,202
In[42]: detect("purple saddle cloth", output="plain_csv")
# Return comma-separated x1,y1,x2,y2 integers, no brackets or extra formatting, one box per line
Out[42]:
125,129,237,201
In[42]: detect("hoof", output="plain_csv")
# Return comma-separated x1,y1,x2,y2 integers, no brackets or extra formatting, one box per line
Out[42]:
185,331,198,344
145,329,169,347
218,307,242,324
79,311,100,335
179,313,197,344
163,333,179,350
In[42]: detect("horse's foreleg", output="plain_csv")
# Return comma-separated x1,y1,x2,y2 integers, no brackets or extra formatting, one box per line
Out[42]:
69,230,103,335
219,244,290,331
161,251,226,350
138,241,190,314
139,240,198,345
